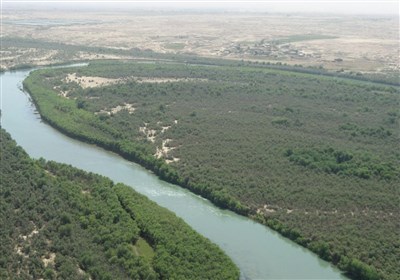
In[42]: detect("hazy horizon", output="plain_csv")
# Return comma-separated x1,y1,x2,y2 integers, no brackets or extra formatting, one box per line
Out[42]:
2,1,399,16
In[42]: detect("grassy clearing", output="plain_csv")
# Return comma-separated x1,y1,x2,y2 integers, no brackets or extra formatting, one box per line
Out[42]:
134,237,155,262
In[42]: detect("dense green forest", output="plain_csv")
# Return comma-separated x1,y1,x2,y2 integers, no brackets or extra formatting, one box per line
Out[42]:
0,128,239,279
23,60,399,280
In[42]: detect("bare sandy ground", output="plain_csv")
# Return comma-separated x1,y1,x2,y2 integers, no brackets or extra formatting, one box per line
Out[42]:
65,73,208,89
66,73,121,88
138,121,179,163
95,103,136,116
1,10,398,73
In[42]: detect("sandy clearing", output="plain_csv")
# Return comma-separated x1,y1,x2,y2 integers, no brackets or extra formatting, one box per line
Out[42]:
65,73,207,89
154,139,175,158
139,121,180,163
20,225,39,241
15,223,40,258
95,103,136,116
166,157,180,164
139,125,157,143
53,85,70,98
161,126,171,133
42,253,56,267
257,204,277,214
15,245,28,258
154,139,180,164
65,73,122,88
111,103,135,114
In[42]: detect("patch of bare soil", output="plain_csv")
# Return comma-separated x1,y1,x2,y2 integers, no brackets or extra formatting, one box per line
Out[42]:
42,253,56,267
65,73,207,89
65,73,121,88
154,139,180,164
96,103,136,115
139,123,156,143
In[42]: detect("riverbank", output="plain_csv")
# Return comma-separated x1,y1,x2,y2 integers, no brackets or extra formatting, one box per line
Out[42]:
22,60,399,279
2,66,348,279
18,91,375,279
0,128,240,279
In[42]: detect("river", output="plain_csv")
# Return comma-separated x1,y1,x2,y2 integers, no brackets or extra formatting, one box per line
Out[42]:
1,67,347,280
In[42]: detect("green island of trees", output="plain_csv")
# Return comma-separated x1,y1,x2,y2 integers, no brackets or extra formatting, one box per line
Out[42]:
23,59,399,280
0,128,239,279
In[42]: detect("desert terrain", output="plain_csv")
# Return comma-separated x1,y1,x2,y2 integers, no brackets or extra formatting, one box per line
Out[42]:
1,10,399,75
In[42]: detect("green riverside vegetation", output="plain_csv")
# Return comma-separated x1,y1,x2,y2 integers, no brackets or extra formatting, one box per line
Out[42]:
3,36,400,86
23,60,399,280
0,128,239,279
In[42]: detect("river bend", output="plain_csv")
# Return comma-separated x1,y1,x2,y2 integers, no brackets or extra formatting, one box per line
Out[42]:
1,67,347,280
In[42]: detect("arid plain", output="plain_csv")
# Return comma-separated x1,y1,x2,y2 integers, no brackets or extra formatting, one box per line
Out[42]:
1,10,399,75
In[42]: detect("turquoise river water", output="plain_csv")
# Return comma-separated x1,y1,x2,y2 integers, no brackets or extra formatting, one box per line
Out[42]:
1,66,348,280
